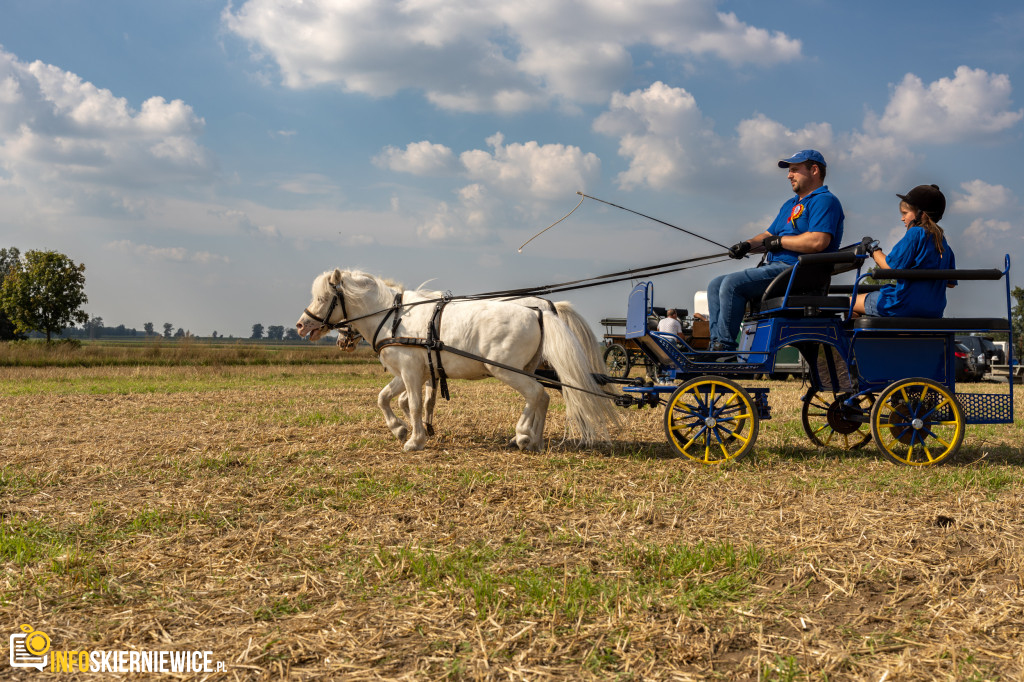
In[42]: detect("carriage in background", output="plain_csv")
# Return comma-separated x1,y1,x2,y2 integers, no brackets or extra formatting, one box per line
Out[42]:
600,305,710,379
613,249,1015,466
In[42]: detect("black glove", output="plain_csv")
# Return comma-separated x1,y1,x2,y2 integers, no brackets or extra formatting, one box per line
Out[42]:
762,235,784,253
728,241,751,259
855,236,879,256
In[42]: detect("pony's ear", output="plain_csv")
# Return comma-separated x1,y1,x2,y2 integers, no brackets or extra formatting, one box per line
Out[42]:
329,269,343,286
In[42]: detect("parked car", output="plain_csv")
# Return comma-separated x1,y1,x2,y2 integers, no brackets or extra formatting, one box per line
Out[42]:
954,342,979,382
955,335,992,378
980,337,1005,365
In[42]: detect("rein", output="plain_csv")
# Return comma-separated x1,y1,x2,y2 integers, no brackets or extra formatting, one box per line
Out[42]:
302,251,729,337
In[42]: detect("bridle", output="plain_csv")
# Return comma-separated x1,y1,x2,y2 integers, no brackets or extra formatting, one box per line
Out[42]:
302,283,363,349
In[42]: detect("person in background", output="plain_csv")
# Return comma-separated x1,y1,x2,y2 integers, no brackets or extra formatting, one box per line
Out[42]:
657,308,684,339
708,149,845,354
852,184,955,317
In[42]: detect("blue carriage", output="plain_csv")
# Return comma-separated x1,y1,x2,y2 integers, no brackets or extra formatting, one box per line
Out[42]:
617,250,1016,465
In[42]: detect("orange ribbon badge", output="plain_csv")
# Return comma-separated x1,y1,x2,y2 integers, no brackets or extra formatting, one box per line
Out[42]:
788,203,804,223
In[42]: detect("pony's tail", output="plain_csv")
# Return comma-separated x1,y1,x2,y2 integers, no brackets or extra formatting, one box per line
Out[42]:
554,301,619,396
541,312,620,445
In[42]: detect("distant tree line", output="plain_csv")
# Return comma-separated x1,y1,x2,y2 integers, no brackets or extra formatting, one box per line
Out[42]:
1,245,321,344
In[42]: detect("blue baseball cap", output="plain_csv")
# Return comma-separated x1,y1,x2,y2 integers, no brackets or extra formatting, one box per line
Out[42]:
778,149,826,168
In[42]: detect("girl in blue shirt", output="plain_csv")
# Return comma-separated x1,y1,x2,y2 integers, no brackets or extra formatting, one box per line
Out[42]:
852,184,956,318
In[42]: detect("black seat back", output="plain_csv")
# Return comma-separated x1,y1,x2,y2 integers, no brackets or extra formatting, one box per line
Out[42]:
754,246,861,313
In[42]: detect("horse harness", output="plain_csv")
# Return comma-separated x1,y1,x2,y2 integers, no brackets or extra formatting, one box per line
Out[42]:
373,294,554,402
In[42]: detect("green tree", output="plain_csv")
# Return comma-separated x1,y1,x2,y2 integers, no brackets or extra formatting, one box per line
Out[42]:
251,323,264,340
163,323,173,339
144,322,155,336
0,247,27,341
0,250,88,342
266,325,284,341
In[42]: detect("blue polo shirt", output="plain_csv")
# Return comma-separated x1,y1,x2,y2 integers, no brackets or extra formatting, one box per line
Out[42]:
875,226,955,318
766,186,845,265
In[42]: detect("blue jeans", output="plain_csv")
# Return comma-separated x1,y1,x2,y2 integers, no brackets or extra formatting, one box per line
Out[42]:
707,262,791,350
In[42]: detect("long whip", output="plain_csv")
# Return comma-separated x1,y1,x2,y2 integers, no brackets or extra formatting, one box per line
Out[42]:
575,191,731,251
518,194,585,253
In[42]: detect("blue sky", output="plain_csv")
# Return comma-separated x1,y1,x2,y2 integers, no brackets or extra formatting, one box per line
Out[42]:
1,0,1022,337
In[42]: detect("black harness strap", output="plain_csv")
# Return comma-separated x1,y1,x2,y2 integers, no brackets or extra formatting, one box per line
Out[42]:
427,300,450,401
371,292,405,351
372,305,613,400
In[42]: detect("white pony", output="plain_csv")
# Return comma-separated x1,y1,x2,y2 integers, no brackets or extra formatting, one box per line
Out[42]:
296,269,619,452
393,290,614,438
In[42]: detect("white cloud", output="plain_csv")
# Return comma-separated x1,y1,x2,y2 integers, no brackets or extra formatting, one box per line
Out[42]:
374,141,457,175
417,183,498,243
593,81,716,189
106,240,230,264
951,179,1013,213
839,132,914,191
871,66,1023,143
460,133,600,200
735,113,835,175
962,218,1015,253
0,48,214,215
224,0,801,112
276,173,340,196
209,208,280,239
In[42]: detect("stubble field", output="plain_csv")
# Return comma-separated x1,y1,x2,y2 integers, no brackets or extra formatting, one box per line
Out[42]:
2,347,1023,680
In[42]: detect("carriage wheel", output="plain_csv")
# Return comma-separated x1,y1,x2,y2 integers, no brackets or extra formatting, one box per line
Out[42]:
800,389,874,450
869,378,965,466
663,376,759,464
603,343,631,378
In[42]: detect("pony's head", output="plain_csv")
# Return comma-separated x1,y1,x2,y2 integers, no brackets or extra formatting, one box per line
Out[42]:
296,269,345,342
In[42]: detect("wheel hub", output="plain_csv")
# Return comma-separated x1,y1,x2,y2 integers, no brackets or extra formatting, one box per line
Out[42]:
826,398,864,435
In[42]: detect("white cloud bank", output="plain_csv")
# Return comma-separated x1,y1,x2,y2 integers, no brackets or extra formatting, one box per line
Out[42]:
106,240,230,265
0,47,214,215
224,0,802,112
871,66,1023,143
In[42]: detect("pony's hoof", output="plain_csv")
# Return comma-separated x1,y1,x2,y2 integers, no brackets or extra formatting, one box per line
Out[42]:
515,436,540,452
403,440,425,452
426,423,435,437
394,426,409,441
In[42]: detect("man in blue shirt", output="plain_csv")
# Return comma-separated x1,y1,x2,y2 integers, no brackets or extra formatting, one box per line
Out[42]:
707,149,845,353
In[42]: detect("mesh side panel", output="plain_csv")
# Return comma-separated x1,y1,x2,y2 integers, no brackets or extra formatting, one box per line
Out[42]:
955,393,1014,424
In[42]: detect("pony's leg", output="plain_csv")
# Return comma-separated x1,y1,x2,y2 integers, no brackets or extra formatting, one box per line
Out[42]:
423,382,436,437
489,368,548,451
378,376,409,441
398,382,436,437
398,366,428,451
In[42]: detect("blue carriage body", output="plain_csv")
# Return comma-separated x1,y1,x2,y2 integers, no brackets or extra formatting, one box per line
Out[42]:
619,252,1014,463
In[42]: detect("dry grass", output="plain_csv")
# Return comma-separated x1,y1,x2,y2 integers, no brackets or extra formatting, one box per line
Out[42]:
2,359,1023,680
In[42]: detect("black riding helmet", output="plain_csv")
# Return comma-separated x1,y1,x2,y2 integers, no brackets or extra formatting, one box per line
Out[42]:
897,184,945,222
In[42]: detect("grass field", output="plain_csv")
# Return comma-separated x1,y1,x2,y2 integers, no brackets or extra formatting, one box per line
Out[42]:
2,345,1023,680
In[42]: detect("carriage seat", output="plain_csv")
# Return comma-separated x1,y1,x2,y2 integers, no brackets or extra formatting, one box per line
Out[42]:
847,267,1007,332
754,248,862,317
851,317,1009,332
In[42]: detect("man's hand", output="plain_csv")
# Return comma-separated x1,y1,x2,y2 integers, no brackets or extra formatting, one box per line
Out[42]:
728,241,751,259
762,235,784,252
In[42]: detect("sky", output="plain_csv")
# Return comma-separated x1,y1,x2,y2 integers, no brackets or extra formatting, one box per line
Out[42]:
1,0,1023,338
